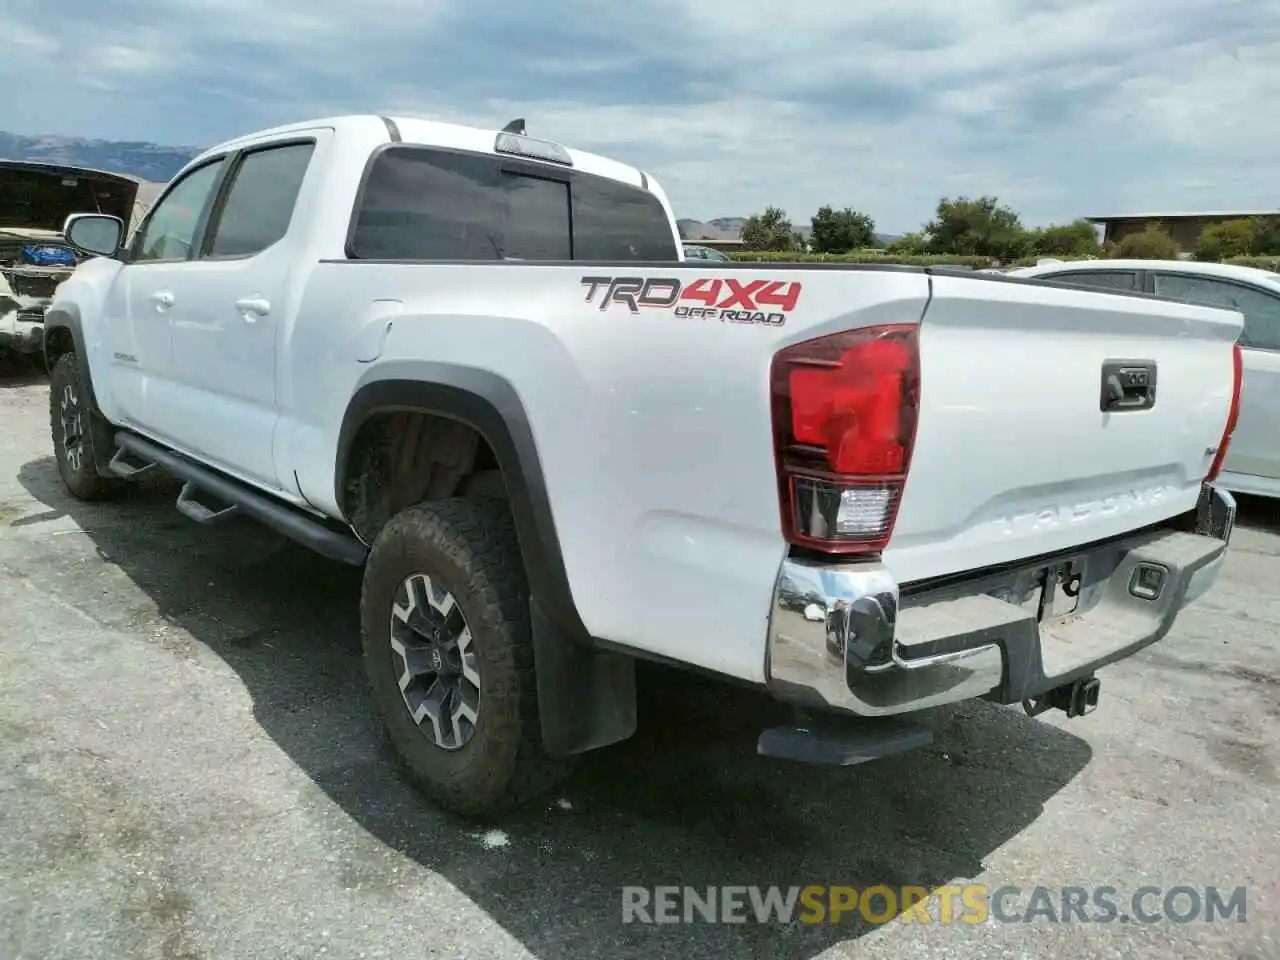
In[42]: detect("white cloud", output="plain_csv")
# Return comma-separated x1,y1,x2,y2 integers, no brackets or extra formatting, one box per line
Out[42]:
0,0,1277,231
94,42,172,76
373,0,1280,229
2,18,58,55
139,0,450,55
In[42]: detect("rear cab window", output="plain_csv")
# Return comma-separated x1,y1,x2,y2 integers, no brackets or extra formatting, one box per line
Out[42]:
500,173,571,260
347,145,677,262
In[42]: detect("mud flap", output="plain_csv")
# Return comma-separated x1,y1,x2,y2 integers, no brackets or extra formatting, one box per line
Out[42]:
531,600,637,756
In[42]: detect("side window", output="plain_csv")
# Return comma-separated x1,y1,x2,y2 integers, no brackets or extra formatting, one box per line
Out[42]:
204,142,315,258
573,175,678,261
1050,271,1138,292
1153,273,1280,351
349,148,502,260
500,173,570,259
133,160,224,263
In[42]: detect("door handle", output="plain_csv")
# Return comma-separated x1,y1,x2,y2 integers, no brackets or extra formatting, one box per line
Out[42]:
234,296,271,322
150,291,175,310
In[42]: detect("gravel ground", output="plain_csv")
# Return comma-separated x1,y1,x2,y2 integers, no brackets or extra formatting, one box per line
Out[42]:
0,360,1277,960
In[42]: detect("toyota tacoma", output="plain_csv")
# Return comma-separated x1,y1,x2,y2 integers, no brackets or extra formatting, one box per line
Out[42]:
43,114,1242,816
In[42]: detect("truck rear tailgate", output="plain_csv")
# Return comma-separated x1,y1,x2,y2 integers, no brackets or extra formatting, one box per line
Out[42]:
882,272,1242,584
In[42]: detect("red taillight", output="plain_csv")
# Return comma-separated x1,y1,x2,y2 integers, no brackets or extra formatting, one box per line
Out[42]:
770,323,920,555
1205,341,1243,483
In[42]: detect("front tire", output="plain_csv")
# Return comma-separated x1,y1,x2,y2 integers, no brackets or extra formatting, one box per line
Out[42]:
360,497,573,817
47,353,125,501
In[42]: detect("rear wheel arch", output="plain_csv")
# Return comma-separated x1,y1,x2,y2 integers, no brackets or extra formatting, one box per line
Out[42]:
359,496,577,815
335,370,589,644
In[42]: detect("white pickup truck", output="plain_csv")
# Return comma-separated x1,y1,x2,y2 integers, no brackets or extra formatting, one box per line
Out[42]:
46,114,1242,816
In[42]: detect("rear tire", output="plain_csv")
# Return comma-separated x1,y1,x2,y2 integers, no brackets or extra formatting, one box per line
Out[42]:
360,497,573,817
48,353,125,502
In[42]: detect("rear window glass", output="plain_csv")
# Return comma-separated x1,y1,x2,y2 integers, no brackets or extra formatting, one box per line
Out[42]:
501,173,570,260
572,174,678,260
348,150,499,260
348,146,676,262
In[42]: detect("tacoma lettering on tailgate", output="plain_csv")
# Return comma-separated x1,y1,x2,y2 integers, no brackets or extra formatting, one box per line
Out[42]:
580,276,802,326
995,486,1172,537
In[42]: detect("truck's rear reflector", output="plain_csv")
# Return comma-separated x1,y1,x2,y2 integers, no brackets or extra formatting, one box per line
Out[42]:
1205,341,1243,483
770,324,920,554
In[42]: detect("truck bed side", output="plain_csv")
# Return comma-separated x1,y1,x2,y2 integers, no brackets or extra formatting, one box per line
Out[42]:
281,260,1240,684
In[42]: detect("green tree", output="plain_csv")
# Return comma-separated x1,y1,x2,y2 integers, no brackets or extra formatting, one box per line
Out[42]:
740,206,798,251
1196,219,1256,261
886,232,930,255
925,196,1030,260
1030,219,1103,257
809,205,876,254
1113,226,1179,260
1250,217,1280,256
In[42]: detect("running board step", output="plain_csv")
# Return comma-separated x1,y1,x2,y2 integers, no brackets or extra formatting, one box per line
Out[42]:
107,446,158,479
757,714,933,766
113,431,368,566
176,481,239,525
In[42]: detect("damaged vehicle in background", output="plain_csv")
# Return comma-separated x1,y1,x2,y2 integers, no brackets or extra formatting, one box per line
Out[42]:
0,161,142,363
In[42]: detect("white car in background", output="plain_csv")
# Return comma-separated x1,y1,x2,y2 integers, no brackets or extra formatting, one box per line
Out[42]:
681,242,732,262
1010,258,1280,501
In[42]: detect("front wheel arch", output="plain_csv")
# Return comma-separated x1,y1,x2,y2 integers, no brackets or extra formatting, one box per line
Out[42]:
43,307,118,478
47,353,125,500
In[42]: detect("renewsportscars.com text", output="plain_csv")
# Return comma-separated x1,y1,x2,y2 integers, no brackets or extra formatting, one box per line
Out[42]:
620,885,1248,925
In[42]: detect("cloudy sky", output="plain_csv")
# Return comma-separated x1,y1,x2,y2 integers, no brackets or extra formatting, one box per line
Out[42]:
0,0,1275,233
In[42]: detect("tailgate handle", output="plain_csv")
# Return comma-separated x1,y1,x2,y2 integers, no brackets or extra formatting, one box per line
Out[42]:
1100,360,1156,412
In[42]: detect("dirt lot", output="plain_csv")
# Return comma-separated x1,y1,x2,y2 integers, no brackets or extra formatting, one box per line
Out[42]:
1,362,1278,960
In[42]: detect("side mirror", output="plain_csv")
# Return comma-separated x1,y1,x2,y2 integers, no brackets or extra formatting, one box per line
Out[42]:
63,213,124,258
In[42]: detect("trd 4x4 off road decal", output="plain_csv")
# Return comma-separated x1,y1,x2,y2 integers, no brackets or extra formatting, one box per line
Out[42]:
580,276,802,326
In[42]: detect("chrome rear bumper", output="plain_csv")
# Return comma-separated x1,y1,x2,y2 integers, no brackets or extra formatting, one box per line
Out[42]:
765,484,1235,718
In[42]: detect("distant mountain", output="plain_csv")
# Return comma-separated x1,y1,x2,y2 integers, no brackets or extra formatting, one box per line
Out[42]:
679,216,902,247
0,131,198,184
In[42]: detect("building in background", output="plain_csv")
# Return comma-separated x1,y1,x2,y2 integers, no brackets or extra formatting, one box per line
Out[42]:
1086,210,1280,249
